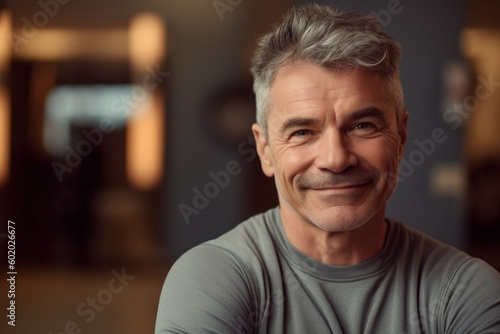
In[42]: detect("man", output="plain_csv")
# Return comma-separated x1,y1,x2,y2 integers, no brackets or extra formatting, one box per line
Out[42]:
156,5,500,333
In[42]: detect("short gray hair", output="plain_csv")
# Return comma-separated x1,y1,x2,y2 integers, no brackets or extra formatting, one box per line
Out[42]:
250,4,404,136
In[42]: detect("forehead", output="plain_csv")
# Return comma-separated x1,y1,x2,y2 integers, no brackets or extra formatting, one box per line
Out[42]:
269,62,394,115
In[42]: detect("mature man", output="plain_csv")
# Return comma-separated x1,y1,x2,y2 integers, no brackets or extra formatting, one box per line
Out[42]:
155,5,500,333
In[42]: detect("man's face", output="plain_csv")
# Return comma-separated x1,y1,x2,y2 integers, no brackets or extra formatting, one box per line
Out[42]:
253,62,408,232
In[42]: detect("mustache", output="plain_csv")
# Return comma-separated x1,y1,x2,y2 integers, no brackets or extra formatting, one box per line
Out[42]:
298,169,379,189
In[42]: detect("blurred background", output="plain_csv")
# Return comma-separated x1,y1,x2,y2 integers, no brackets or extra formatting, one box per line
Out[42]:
0,0,499,333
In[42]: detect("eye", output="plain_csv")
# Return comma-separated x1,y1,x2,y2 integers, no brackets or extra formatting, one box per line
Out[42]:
350,122,380,136
353,122,373,130
288,129,316,143
291,129,313,137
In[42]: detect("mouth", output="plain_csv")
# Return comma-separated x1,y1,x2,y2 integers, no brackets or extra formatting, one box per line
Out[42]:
310,181,372,193
313,179,373,189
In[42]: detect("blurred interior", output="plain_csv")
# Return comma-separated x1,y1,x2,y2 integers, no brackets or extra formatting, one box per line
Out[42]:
0,0,499,333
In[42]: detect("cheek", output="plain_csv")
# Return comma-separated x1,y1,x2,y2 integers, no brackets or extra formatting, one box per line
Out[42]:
355,137,400,169
382,136,402,167
372,138,402,189
275,147,315,182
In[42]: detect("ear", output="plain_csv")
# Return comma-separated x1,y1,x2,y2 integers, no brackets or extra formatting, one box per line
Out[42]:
398,110,409,161
252,123,275,177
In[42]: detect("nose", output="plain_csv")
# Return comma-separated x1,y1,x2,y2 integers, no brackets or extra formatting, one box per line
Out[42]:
315,130,358,173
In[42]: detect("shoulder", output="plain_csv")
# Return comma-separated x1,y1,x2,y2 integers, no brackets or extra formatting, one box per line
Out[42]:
440,255,500,332
391,220,499,303
156,242,255,332
391,219,500,283
392,220,500,332
173,206,279,267
167,207,280,287
393,220,473,274
207,207,279,258
155,208,280,333
168,206,280,289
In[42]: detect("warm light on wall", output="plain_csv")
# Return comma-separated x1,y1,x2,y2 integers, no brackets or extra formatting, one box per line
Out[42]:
15,28,129,61
460,28,500,166
126,13,166,190
126,92,164,191
0,9,11,187
0,87,10,187
461,28,500,74
128,13,166,72
0,10,12,70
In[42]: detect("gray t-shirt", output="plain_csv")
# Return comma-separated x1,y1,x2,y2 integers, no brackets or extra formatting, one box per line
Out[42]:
155,207,500,333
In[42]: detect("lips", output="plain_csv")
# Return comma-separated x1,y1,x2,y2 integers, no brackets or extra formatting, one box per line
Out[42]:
299,170,378,191
313,182,370,190
311,181,372,191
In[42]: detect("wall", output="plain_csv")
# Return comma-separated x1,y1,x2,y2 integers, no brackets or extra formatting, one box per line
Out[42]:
162,1,287,259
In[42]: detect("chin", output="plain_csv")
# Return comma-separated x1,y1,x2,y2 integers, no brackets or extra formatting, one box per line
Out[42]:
279,187,385,233
305,207,377,232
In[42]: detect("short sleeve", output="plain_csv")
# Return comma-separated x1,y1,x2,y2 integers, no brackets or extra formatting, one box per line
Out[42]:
441,258,500,334
155,244,257,334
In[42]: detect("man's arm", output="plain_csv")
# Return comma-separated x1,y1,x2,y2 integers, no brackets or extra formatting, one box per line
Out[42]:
441,258,500,333
155,244,257,334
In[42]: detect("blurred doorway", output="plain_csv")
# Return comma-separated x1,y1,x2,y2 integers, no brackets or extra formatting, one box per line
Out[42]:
5,13,168,267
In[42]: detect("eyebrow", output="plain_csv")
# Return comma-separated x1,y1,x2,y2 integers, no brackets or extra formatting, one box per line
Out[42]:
347,107,387,122
279,117,320,136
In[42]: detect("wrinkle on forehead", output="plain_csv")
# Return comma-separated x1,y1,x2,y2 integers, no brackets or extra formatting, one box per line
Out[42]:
271,62,391,99
268,63,396,127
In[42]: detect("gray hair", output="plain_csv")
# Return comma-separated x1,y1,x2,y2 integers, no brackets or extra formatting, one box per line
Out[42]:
250,4,404,136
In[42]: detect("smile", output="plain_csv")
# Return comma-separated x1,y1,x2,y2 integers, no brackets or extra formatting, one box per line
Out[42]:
309,182,372,193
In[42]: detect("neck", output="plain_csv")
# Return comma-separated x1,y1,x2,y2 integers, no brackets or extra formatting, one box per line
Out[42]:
280,207,388,266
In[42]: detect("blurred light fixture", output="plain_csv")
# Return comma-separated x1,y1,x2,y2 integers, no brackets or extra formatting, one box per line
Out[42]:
126,92,164,191
0,87,10,186
0,9,12,70
461,28,500,74
126,13,166,191
15,28,128,61
0,9,11,187
460,28,500,166
128,13,166,73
